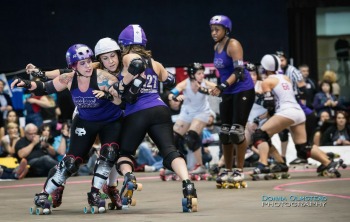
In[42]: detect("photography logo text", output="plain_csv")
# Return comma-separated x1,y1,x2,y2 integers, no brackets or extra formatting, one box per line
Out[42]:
261,195,327,207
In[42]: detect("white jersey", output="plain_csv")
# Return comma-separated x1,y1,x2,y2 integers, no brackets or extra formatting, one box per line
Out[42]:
181,78,210,113
270,74,302,113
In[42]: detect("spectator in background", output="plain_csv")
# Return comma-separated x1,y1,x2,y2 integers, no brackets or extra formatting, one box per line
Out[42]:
0,79,13,128
322,70,340,99
321,111,350,146
299,64,317,109
24,93,44,127
0,122,20,157
52,122,70,162
41,94,61,137
313,111,331,146
334,37,350,86
15,123,57,177
0,110,24,139
313,80,344,117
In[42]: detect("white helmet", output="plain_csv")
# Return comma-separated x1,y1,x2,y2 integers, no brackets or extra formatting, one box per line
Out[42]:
260,54,281,72
94,37,121,57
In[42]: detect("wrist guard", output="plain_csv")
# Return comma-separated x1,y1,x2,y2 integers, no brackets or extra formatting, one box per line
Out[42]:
31,69,48,81
198,87,209,95
216,81,229,92
14,77,32,89
128,58,146,76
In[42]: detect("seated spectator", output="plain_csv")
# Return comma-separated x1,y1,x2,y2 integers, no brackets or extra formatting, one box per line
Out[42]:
52,122,70,161
0,122,20,157
0,110,25,139
135,135,163,172
313,111,331,146
321,111,350,146
0,79,13,128
322,70,340,99
313,81,344,117
15,123,58,177
0,158,28,180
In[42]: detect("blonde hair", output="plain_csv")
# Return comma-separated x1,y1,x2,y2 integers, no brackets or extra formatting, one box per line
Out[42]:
323,70,337,83
6,122,18,130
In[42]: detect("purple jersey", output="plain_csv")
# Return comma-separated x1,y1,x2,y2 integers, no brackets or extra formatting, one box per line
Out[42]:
213,39,254,94
70,69,123,122
122,58,166,116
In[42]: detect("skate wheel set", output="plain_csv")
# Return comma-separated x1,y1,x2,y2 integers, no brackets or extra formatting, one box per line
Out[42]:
216,181,248,189
29,205,51,215
182,197,198,212
83,204,106,214
250,172,291,181
190,173,210,181
121,181,142,206
160,173,180,181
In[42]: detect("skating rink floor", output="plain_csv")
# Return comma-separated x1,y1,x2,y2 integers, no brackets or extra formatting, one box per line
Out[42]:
0,167,349,222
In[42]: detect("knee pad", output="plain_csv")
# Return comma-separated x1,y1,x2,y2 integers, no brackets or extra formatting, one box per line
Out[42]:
116,155,135,175
229,124,245,144
252,129,271,148
295,143,311,159
162,151,185,171
278,129,289,142
184,130,201,152
219,124,232,145
99,143,118,165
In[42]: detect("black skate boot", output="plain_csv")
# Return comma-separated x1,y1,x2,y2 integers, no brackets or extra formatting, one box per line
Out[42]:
119,172,142,207
102,183,122,210
51,185,65,208
322,159,346,178
30,192,51,215
271,163,290,179
250,162,272,181
182,179,198,212
84,191,106,214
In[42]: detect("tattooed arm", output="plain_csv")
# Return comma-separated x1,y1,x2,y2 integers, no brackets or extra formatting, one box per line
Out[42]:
95,69,121,105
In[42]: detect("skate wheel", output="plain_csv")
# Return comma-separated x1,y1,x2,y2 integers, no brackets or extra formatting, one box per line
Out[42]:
108,203,115,210
98,207,106,213
84,206,91,214
130,198,136,206
216,184,222,189
36,207,49,215
274,174,282,180
241,181,248,188
172,174,180,181
122,197,129,205
136,183,142,191
165,175,172,181
234,183,241,189
193,175,201,181
191,198,198,212
181,198,190,212
30,206,37,215
91,206,98,214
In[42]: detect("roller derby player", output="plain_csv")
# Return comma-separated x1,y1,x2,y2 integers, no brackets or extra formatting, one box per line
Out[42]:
252,54,345,181
209,15,255,189
109,24,198,212
12,44,123,215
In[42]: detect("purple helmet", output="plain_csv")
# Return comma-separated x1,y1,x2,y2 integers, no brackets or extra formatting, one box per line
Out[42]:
209,15,232,33
118,24,147,47
66,44,94,68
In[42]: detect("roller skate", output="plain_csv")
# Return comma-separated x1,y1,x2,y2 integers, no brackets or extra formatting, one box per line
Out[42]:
84,191,106,214
270,163,291,179
215,169,231,188
227,169,247,189
208,164,221,181
182,179,198,212
320,159,347,178
30,192,51,215
189,164,210,181
250,162,272,181
51,185,65,208
102,183,122,210
159,168,179,181
289,158,316,170
120,172,142,207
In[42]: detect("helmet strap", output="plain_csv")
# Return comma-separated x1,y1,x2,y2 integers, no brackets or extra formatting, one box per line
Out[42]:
75,70,90,78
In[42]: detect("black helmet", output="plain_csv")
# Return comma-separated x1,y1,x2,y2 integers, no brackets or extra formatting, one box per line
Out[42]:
187,63,205,79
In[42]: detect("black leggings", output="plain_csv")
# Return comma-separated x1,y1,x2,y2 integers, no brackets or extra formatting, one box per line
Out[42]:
68,115,123,164
119,106,177,159
220,88,255,126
